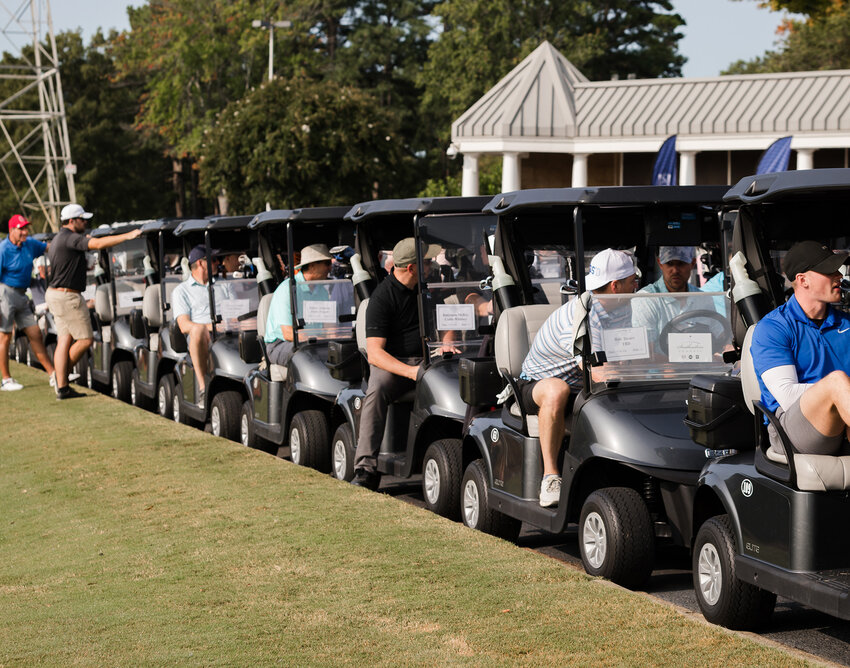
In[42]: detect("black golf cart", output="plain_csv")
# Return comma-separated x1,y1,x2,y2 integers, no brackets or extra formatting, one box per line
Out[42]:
169,215,260,439
689,168,850,629
239,206,357,471
86,222,150,401
128,217,185,414
336,196,495,516
460,186,730,589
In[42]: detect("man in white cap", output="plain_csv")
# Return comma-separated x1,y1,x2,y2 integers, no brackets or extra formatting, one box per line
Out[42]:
264,243,333,366
518,248,637,507
351,237,441,490
46,203,141,399
631,245,699,345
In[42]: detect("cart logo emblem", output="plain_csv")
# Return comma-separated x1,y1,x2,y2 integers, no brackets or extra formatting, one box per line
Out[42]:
490,428,499,443
354,397,362,411
741,479,753,497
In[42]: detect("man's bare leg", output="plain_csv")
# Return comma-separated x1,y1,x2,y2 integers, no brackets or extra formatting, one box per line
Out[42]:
188,324,210,391
532,377,571,475
0,331,12,379
799,370,850,438
53,333,73,389
23,324,54,375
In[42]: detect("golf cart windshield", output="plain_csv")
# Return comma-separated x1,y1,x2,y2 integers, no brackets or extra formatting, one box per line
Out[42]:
419,213,495,354
214,277,260,333
112,238,147,317
588,291,732,390
293,278,355,342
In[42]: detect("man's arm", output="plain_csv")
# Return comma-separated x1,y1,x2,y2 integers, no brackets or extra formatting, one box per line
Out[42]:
176,313,212,334
87,228,142,251
366,337,418,380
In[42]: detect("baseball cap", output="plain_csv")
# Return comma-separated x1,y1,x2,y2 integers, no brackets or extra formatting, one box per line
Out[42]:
8,214,30,230
782,240,849,279
60,203,93,221
658,246,695,265
392,237,440,269
188,244,221,265
295,244,333,269
585,248,637,291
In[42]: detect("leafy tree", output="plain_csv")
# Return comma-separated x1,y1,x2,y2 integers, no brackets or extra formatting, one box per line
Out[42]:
199,76,404,211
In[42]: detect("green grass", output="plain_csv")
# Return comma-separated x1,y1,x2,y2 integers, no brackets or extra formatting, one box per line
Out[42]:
0,362,813,666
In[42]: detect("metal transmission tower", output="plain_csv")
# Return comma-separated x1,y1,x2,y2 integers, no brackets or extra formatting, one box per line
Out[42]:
0,0,75,231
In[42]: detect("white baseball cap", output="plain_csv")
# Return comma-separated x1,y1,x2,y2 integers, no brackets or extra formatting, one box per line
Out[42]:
585,249,636,291
60,203,93,221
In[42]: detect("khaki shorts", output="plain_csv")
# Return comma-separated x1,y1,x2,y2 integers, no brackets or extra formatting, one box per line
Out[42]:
769,397,845,456
0,282,36,332
45,288,93,340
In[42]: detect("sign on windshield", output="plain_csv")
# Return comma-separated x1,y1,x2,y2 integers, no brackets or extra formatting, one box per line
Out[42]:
294,278,355,342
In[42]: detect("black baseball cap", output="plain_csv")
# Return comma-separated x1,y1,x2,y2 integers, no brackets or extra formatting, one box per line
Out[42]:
188,244,221,265
782,240,849,279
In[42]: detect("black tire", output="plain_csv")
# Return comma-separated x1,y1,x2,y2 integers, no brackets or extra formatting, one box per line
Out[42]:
111,360,133,402
578,487,655,590
131,372,154,411
172,386,188,425
210,390,242,441
73,353,89,386
330,422,356,482
240,400,257,448
289,410,330,472
461,459,522,541
14,336,27,364
693,515,776,630
422,439,463,519
157,374,175,419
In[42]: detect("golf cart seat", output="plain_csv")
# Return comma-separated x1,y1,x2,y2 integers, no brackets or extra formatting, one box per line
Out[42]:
142,281,180,328
741,325,850,491
95,284,113,324
496,303,572,438
355,296,414,403
257,293,287,382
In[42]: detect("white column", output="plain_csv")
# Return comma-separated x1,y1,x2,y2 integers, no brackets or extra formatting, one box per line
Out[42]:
796,148,814,170
679,151,697,185
501,152,521,193
461,152,480,197
571,153,588,187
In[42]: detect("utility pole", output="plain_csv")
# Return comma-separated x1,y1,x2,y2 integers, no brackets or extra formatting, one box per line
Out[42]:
252,19,291,82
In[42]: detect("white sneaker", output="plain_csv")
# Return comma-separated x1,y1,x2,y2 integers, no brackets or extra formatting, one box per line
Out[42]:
68,372,81,383
1,377,23,391
49,372,56,388
539,474,561,508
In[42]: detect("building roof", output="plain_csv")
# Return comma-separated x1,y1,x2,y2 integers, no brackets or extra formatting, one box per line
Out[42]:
451,41,850,152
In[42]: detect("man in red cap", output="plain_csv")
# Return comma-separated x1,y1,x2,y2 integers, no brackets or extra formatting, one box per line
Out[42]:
0,214,55,390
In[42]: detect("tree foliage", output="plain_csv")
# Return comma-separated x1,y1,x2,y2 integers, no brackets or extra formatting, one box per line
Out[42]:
200,77,404,211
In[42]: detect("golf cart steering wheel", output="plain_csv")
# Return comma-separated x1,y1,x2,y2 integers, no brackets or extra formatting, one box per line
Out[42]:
657,309,731,356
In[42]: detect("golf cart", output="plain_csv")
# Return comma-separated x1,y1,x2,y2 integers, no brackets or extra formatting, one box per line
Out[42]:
128,217,185,414
336,196,495,516
239,206,357,470
86,222,150,401
460,186,730,589
169,215,260,439
690,168,850,629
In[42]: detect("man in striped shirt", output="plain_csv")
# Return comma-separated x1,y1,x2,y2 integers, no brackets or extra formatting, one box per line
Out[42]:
518,249,637,507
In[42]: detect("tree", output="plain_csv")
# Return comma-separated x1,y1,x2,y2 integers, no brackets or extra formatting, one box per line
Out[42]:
199,76,404,211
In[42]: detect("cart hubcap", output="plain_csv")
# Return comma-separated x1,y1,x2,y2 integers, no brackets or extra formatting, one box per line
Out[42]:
130,380,136,404
112,373,119,398
211,406,221,436
583,511,607,569
698,543,723,606
158,386,167,415
241,414,250,447
290,428,301,464
172,394,180,423
423,459,441,505
462,479,480,528
332,439,346,480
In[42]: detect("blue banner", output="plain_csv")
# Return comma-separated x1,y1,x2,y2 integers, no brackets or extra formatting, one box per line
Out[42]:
756,136,792,175
651,135,677,186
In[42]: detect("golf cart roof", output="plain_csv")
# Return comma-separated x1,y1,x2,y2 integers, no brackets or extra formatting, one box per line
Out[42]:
173,215,253,236
724,168,850,204
139,217,184,235
484,186,730,214
89,221,148,238
249,206,351,230
344,196,493,223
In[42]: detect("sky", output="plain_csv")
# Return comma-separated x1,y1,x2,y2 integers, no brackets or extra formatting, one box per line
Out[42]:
49,0,796,79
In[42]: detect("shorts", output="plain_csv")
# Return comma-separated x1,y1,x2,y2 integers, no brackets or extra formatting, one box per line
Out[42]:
45,288,93,340
515,377,578,416
0,282,36,332
769,397,844,456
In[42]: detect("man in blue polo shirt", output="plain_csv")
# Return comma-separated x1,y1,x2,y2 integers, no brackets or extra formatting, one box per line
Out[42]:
0,214,55,390
751,240,850,456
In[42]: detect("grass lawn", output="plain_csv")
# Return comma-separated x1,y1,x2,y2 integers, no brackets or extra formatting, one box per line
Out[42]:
0,362,813,666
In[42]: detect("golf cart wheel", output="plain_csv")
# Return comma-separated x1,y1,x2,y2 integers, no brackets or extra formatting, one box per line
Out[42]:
157,374,175,420
210,390,242,441
45,342,56,369
111,360,133,402
692,515,776,630
331,422,356,482
289,410,330,472
131,374,153,411
172,389,188,425
14,336,27,363
422,439,463,520
240,400,257,448
578,487,654,590
461,459,522,542
73,353,89,386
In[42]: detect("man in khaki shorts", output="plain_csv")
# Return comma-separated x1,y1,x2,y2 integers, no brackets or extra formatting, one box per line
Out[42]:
46,204,141,399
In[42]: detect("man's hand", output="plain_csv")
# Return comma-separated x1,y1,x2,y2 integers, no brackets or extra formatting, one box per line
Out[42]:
436,343,461,355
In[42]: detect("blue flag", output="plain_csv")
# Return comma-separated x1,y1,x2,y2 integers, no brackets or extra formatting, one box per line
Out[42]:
651,135,677,186
756,136,792,175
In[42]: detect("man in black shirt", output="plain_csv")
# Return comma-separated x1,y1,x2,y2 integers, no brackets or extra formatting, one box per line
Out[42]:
46,204,141,399
351,237,440,490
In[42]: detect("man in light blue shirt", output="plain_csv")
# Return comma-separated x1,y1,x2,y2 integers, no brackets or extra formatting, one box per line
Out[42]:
265,244,333,366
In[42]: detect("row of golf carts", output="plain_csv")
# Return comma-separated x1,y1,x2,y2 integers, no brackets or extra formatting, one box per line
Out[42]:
14,169,850,631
